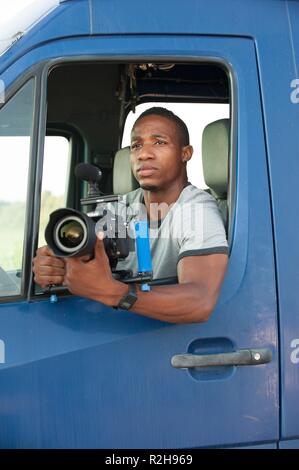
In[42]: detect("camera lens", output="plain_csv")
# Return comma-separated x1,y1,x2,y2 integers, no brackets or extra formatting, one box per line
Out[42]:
54,216,87,254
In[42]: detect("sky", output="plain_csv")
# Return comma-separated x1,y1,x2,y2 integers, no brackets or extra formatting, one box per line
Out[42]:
0,0,40,29
1,0,35,17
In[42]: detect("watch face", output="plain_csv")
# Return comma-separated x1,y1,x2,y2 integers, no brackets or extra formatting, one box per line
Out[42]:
121,294,137,309
118,286,137,310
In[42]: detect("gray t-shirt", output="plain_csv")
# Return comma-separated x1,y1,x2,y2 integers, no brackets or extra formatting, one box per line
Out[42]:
115,184,228,280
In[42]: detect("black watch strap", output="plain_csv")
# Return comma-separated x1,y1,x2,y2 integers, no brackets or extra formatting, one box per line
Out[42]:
117,283,138,310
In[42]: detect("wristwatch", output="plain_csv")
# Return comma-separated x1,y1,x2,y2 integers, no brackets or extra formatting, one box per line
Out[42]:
116,283,138,310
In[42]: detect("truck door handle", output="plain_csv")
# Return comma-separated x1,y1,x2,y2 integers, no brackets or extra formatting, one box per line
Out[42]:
171,348,272,368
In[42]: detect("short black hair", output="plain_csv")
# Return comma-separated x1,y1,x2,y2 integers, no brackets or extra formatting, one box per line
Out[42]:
133,107,190,146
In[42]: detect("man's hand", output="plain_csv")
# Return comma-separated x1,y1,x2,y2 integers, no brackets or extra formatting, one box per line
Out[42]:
64,234,128,306
32,245,65,288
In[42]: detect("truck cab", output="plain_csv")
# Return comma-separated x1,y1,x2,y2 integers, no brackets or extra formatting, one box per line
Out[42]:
0,0,298,449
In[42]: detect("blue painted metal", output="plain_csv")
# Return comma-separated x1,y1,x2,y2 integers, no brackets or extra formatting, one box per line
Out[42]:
0,0,298,448
90,0,285,36
272,0,299,441
279,439,299,449
231,442,278,449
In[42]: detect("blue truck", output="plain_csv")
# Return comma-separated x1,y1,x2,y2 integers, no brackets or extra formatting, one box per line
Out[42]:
0,0,298,449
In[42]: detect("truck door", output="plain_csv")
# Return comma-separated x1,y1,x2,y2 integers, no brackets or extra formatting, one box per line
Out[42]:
0,35,278,448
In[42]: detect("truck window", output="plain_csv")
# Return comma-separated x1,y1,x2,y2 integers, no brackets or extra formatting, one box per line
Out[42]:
38,135,70,248
0,80,35,296
35,61,230,290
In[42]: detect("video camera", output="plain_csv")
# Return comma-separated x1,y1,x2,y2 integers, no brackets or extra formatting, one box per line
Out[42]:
44,163,152,288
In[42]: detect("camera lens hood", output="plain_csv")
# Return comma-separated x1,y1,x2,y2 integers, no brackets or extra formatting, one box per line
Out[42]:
45,208,96,257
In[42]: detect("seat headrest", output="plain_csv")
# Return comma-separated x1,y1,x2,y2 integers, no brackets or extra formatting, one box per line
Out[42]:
202,118,229,198
113,146,139,194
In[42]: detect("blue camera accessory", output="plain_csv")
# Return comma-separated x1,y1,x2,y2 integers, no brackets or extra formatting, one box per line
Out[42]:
134,220,153,292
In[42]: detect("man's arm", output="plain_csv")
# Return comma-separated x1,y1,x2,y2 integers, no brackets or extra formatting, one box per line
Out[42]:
64,236,228,324
119,253,228,323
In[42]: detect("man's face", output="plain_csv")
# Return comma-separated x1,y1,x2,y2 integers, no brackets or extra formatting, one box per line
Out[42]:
130,115,192,191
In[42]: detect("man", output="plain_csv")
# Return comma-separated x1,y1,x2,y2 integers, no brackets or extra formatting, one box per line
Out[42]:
33,107,228,323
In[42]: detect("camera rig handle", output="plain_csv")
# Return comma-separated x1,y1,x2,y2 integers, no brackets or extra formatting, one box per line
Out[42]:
111,220,153,291
134,220,152,291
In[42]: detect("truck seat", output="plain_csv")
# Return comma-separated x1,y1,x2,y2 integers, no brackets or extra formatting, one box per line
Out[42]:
202,118,229,229
113,146,139,194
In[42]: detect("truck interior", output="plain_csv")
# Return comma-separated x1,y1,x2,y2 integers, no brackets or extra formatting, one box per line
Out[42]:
0,60,231,296
42,61,231,247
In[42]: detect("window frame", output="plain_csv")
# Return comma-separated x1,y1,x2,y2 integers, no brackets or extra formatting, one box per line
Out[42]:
45,124,85,209
0,67,42,303
3,56,235,301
